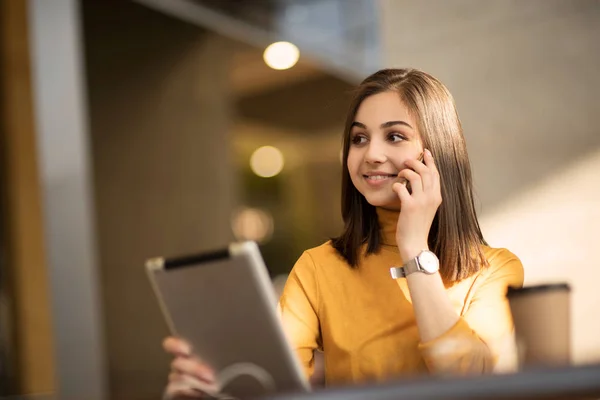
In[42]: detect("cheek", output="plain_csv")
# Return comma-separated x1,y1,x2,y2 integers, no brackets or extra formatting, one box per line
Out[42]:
346,152,363,188
390,149,420,171
389,157,406,172
346,151,359,173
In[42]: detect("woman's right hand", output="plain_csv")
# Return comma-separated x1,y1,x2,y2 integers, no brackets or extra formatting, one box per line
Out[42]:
163,336,218,399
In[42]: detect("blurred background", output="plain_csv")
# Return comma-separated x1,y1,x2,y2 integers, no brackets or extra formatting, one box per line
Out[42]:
0,0,598,399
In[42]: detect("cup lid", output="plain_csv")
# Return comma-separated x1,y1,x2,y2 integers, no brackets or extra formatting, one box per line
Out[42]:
507,283,571,297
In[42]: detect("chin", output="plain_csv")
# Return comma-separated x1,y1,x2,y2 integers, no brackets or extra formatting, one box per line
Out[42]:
364,195,400,210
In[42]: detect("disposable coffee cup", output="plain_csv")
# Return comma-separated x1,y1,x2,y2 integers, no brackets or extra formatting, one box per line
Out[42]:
507,283,571,368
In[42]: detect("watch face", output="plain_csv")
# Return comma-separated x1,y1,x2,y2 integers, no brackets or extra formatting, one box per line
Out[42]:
418,251,439,274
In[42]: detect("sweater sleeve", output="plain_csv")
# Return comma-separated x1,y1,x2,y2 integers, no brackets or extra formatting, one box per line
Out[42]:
418,250,524,375
277,251,322,380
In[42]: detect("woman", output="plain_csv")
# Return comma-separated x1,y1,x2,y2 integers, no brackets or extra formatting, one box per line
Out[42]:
162,68,524,398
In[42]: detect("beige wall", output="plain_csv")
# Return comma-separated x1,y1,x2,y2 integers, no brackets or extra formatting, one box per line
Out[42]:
480,149,600,364
380,0,600,363
84,3,236,399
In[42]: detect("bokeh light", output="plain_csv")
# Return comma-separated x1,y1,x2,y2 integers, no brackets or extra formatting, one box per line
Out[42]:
231,207,274,244
263,41,300,70
250,145,285,178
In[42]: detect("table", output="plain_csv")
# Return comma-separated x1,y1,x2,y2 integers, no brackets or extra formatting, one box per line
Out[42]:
262,363,600,400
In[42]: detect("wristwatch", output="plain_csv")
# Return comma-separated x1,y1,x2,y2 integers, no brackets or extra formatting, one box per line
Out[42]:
390,250,439,279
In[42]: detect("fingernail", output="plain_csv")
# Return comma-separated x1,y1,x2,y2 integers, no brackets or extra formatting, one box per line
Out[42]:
426,149,432,157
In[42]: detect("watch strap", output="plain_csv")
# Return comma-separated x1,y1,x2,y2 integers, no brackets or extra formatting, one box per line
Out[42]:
403,257,420,275
389,257,420,279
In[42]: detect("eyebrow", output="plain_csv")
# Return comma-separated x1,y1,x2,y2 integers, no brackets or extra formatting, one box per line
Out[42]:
351,120,413,130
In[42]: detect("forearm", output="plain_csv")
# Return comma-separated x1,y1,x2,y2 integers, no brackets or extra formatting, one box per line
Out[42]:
399,247,493,374
404,262,459,342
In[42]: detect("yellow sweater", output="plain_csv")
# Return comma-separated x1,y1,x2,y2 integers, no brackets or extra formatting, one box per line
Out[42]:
278,207,524,386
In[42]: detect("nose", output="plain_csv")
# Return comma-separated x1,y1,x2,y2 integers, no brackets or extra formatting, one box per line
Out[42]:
364,141,387,164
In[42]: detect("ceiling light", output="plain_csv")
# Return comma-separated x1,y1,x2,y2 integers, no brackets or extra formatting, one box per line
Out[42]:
263,41,300,70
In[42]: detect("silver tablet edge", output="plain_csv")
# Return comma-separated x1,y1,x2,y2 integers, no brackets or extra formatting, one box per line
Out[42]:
229,242,310,391
146,242,310,391
145,257,178,336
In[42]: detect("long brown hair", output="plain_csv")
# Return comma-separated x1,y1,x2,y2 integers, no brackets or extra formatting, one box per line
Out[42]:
331,68,488,283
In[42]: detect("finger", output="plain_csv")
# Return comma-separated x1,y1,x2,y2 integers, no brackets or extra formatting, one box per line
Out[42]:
169,372,196,384
168,372,209,398
404,156,432,190
169,371,183,383
165,373,220,399
397,169,422,195
423,149,440,183
164,381,204,399
172,357,216,383
163,337,192,357
392,181,411,203
180,374,220,396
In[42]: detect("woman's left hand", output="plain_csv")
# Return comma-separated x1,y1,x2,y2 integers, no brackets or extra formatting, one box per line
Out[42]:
392,149,442,261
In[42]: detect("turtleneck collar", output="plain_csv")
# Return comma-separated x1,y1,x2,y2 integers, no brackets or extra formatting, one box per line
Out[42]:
376,207,400,246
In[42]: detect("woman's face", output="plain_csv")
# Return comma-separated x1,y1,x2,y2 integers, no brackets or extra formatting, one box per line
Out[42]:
347,91,423,210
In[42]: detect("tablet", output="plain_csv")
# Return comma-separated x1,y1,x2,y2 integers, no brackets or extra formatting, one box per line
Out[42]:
146,241,310,398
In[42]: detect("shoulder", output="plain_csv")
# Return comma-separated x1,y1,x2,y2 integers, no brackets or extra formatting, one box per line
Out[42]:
283,241,344,305
292,240,347,274
480,245,525,288
304,240,343,262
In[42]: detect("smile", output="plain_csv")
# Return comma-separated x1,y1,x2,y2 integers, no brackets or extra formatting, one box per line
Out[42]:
363,173,397,186
364,175,395,181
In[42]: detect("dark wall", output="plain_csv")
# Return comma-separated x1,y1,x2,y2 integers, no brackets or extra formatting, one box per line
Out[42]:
82,2,235,399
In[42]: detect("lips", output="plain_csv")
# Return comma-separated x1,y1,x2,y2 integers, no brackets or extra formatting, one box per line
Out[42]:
363,172,397,179
362,172,398,186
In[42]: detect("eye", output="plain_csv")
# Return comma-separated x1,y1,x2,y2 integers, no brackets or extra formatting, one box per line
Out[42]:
388,132,405,143
351,134,368,145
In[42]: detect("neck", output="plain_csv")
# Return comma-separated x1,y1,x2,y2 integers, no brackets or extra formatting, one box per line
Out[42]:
376,207,400,246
